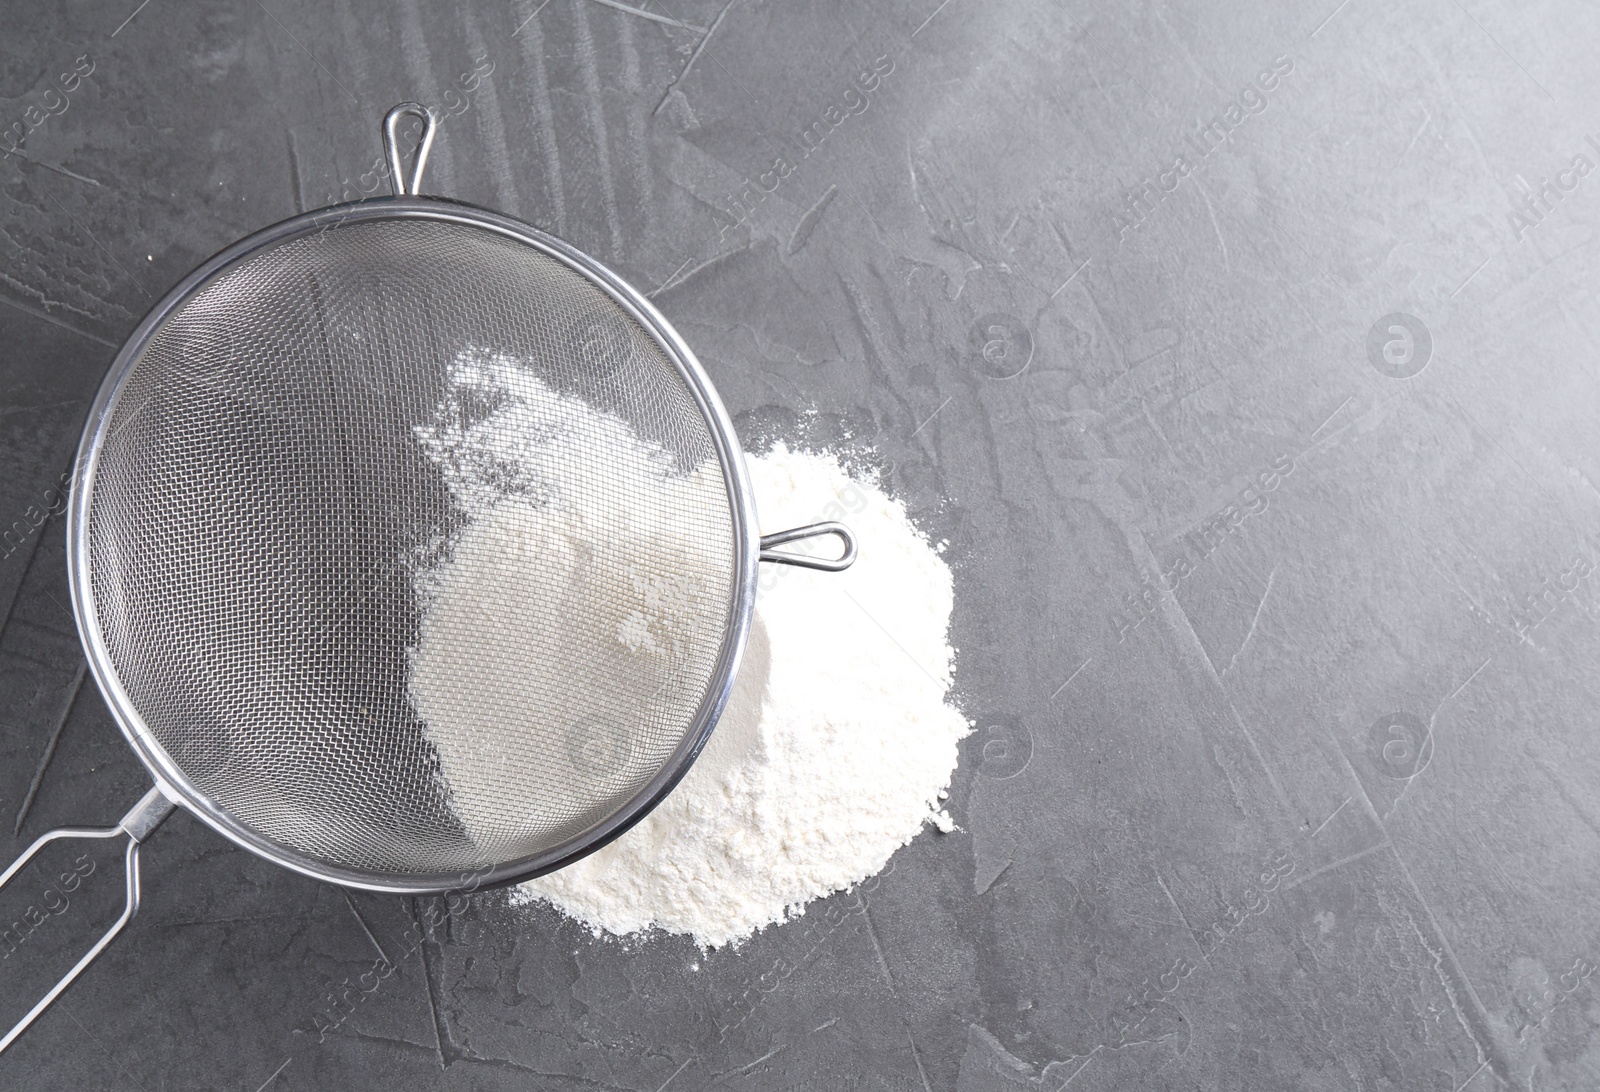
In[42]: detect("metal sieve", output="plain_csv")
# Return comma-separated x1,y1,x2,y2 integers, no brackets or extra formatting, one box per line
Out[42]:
0,103,855,1052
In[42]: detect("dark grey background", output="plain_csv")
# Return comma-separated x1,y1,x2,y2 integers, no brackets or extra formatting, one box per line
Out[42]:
2,0,1597,1088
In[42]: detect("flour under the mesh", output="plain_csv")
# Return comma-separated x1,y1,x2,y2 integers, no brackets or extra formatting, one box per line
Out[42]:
407,349,720,851
516,445,969,947
408,355,968,944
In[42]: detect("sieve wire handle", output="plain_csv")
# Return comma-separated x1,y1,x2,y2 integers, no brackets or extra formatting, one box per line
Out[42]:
383,102,437,197
759,522,858,572
0,785,175,1055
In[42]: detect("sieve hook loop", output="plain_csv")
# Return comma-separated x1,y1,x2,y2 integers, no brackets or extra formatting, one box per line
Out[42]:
758,522,857,572
0,785,175,1055
383,102,437,197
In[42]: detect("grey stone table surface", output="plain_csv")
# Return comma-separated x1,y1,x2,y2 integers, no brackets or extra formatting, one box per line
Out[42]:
2,0,1598,1088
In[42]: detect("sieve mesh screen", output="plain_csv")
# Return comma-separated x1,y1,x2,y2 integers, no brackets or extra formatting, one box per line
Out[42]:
84,216,738,876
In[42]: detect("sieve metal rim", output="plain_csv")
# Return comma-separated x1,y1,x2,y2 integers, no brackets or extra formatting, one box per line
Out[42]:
65,195,762,895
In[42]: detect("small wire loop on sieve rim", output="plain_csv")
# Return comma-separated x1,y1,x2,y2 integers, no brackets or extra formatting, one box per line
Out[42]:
383,102,436,196
759,522,857,571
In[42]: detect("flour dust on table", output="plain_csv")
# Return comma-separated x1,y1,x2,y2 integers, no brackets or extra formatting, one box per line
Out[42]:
402,347,966,945
516,444,969,947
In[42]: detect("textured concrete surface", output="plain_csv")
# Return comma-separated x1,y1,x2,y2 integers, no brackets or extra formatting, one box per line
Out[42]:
3,0,1600,1088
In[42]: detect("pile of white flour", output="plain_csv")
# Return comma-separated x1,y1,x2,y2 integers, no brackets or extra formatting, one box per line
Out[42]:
406,348,968,947
517,445,968,947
